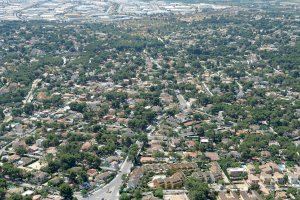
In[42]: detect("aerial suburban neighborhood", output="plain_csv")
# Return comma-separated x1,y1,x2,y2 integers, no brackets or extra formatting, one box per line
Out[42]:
0,0,299,200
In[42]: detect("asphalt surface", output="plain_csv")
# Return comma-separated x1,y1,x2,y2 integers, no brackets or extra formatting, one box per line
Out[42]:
83,157,133,200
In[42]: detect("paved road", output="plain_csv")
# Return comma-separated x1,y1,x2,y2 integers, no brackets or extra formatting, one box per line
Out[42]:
83,157,133,200
202,81,214,96
236,81,243,90
0,141,14,156
236,80,244,98
177,94,190,110
23,78,41,105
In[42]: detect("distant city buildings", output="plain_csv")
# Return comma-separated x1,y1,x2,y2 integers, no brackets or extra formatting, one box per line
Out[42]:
0,0,230,21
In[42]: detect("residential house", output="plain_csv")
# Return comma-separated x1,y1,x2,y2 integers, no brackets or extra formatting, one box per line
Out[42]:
246,164,256,175
183,152,198,159
260,172,272,185
95,171,112,183
273,172,285,185
81,141,92,152
32,171,50,185
260,151,271,159
163,193,189,200
288,172,299,186
142,194,160,200
240,190,263,200
87,169,98,178
140,156,156,164
205,152,220,161
210,162,223,181
247,174,260,186
128,167,144,189
153,171,185,189
259,162,279,174
217,191,239,200
227,167,247,180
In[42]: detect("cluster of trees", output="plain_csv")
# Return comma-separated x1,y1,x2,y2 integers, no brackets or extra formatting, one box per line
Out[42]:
139,90,161,106
112,66,136,83
128,104,157,130
95,127,118,156
41,94,64,108
128,143,139,161
0,163,31,199
10,103,35,117
105,91,127,109
43,133,60,148
0,163,25,181
195,87,300,136
111,36,164,52
0,88,28,105
45,138,101,174
0,108,4,121
185,177,215,200
0,178,7,199
69,102,87,113
4,56,62,87
59,183,74,200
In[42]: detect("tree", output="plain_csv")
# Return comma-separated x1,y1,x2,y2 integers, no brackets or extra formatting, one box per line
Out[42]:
154,188,163,198
59,183,73,200
249,184,260,191
0,178,7,188
25,136,35,145
153,151,164,158
128,144,139,160
23,103,34,115
128,118,148,130
11,108,22,117
134,189,142,199
0,108,4,121
1,163,23,180
46,160,60,173
69,102,87,113
59,153,77,170
268,145,279,157
81,189,88,197
0,188,5,199
193,113,204,121
43,133,60,148
287,187,300,199
185,177,214,200
265,193,275,200
283,144,299,164
0,178,7,199
15,146,28,155
120,193,130,200
7,193,24,200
